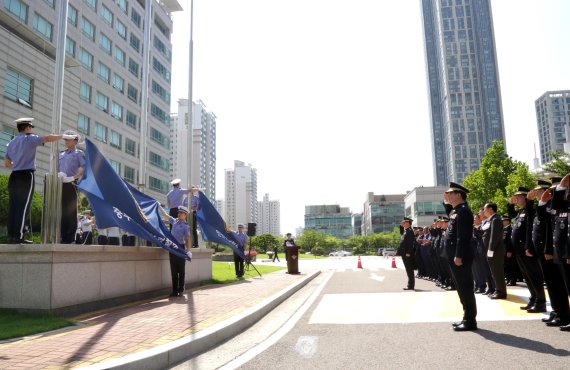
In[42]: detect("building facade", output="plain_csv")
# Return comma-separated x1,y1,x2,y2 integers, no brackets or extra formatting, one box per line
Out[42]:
304,204,353,239
535,90,570,165
403,186,447,227
352,213,362,236
224,160,257,230
170,99,216,201
0,0,182,203
258,193,280,236
421,0,505,185
361,192,405,235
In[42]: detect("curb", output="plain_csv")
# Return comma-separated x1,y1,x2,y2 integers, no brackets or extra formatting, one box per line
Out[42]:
79,270,321,370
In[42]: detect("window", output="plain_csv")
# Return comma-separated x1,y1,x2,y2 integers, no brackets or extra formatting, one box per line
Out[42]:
101,4,113,25
117,0,127,14
111,101,123,121
126,111,137,129
33,13,53,41
96,92,108,111
152,58,170,82
153,36,171,61
151,103,169,125
4,0,28,23
124,165,135,183
99,32,111,54
128,58,139,77
109,159,121,174
65,36,76,57
78,48,93,71
109,130,121,148
79,81,92,102
125,137,136,155
129,33,140,53
77,113,90,134
131,9,140,28
115,19,126,39
152,80,170,104
150,151,169,171
151,127,169,148
149,176,167,194
94,122,107,142
127,84,138,103
114,46,125,66
112,73,124,92
97,62,110,83
154,18,170,38
81,17,95,41
84,0,96,11
4,68,33,107
67,4,77,26
43,0,54,8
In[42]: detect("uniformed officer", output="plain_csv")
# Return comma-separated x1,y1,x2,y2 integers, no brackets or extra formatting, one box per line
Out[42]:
232,224,248,278
189,186,200,248
508,186,546,313
160,205,192,297
399,217,416,290
57,130,85,243
481,202,506,299
80,210,94,245
4,118,63,244
443,182,477,331
166,179,193,231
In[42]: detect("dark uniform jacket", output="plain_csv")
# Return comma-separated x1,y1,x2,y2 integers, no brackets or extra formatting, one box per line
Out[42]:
508,201,535,255
532,202,551,257
481,214,504,254
399,227,415,256
444,202,474,262
503,224,513,253
551,188,570,260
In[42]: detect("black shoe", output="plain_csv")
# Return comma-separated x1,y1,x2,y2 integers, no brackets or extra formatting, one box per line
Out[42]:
453,322,478,331
546,319,570,327
445,286,456,291
483,289,495,296
403,287,415,291
169,292,178,297
520,303,534,310
489,293,507,299
542,312,557,323
475,288,486,294
560,324,570,332
17,239,33,244
508,281,517,286
452,320,464,328
527,304,547,313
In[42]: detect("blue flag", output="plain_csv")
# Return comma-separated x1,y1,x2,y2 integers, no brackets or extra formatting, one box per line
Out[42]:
196,191,245,259
77,139,190,261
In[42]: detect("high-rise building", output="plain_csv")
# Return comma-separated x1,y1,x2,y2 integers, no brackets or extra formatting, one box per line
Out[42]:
224,160,257,230
535,90,570,165
352,213,362,236
304,204,353,239
170,99,216,201
258,193,280,236
421,0,505,185
403,186,447,227
361,192,405,235
0,0,182,203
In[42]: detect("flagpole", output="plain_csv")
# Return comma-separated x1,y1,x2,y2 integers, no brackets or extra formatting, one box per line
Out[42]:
187,0,194,189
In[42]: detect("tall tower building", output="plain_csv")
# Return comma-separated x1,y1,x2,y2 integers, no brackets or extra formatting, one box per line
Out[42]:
170,99,216,201
535,90,570,165
0,0,182,203
224,160,257,230
258,193,280,236
421,0,505,185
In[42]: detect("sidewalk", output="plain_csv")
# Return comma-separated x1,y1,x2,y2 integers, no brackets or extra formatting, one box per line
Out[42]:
0,266,320,370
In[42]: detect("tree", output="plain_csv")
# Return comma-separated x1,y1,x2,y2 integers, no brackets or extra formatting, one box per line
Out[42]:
542,150,570,177
463,141,535,216
249,234,280,253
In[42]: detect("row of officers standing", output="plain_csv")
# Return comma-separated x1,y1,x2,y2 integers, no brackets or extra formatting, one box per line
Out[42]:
399,178,570,332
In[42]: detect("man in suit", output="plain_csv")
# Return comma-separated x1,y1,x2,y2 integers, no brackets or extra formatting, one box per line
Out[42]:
482,202,506,299
443,182,477,331
399,217,416,290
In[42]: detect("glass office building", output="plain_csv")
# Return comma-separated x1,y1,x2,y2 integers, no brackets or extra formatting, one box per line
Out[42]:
304,205,353,239
421,0,505,185
535,90,570,165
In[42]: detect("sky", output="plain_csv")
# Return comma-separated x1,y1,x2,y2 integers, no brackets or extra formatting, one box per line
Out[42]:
169,0,570,234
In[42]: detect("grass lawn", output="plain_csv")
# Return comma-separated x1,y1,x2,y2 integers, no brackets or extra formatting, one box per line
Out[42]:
255,253,326,259
210,261,286,284
0,309,74,341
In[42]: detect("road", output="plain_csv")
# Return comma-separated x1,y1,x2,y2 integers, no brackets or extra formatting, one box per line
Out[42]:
172,256,570,370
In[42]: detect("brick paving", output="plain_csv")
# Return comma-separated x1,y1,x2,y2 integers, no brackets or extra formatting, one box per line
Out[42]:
0,270,306,370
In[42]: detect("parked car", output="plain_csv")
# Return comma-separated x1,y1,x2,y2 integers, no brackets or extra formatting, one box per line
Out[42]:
383,248,397,257
329,250,352,257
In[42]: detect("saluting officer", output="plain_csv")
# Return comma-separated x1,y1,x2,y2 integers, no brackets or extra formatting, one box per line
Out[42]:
57,130,85,243
399,217,416,290
443,182,477,331
4,118,63,244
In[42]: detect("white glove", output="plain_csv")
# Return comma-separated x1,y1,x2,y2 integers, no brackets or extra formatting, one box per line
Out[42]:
487,250,494,258
57,172,66,178
186,250,193,260
63,176,75,183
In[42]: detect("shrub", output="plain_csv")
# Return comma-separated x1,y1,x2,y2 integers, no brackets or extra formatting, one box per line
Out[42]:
311,246,324,256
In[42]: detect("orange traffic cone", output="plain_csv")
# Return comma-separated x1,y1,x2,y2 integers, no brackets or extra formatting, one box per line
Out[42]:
391,257,397,268
357,256,363,269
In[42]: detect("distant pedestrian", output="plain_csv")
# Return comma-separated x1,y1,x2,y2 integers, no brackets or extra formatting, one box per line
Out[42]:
272,244,280,262
4,118,63,244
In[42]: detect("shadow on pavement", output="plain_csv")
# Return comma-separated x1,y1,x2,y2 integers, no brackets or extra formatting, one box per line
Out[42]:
475,329,570,356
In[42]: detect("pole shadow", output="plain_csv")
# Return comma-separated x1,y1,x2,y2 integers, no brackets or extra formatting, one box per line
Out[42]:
475,328,570,356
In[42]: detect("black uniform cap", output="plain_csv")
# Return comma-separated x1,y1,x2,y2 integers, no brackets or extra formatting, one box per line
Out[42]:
445,182,469,194
401,217,413,223
513,186,530,196
534,179,551,190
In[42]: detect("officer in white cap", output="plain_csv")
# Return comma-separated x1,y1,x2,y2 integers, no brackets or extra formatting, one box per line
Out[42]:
159,205,191,297
57,130,85,243
4,118,63,244
166,178,192,227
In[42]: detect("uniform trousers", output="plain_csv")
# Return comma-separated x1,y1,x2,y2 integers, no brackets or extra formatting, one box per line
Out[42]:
539,258,570,321
234,251,244,277
402,255,415,289
7,170,34,241
487,248,506,296
169,253,186,294
81,231,93,245
61,182,78,243
191,211,199,247
515,253,546,304
449,258,477,322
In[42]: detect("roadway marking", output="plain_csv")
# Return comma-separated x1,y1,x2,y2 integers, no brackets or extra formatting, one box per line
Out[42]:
369,272,385,282
309,289,549,324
